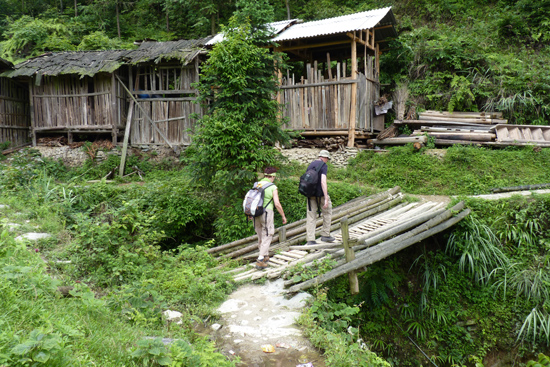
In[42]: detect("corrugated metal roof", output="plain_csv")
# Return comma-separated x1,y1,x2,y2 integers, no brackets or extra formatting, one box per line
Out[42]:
273,7,395,42
205,19,299,46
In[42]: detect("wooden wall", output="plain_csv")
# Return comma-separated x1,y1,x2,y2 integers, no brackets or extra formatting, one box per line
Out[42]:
31,74,127,130
0,77,30,147
280,56,379,135
130,64,202,145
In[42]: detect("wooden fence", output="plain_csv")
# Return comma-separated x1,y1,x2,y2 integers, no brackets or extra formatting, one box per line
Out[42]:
130,64,202,145
0,77,30,147
280,57,379,136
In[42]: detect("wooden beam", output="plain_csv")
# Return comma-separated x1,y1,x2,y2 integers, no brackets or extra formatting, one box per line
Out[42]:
341,216,359,295
279,79,358,89
346,32,375,51
348,34,358,148
119,100,134,177
279,39,351,51
115,74,174,150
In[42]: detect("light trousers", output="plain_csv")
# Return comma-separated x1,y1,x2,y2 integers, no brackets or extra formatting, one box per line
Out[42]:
306,196,332,241
254,209,274,257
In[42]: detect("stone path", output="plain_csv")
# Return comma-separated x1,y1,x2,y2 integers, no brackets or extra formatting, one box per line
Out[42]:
208,278,326,367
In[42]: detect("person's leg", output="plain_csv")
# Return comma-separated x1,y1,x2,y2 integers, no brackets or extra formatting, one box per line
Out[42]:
306,197,318,242
258,210,274,257
320,196,333,237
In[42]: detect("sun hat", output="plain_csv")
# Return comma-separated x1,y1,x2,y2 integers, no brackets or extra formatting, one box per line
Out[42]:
318,150,331,160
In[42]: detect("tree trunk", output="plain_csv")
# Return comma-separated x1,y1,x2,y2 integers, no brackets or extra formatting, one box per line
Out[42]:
74,0,77,16
285,0,291,19
211,12,216,35
165,2,170,32
116,2,121,38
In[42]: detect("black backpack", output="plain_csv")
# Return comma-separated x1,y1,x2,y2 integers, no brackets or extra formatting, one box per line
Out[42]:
298,162,326,197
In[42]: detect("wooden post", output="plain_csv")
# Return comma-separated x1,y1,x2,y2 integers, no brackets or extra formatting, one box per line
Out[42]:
348,34,358,147
341,216,359,294
28,80,36,146
115,74,174,150
326,53,332,80
119,100,134,177
279,226,287,243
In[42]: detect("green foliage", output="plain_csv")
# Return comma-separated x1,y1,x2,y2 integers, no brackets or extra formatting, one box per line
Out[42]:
8,329,70,367
527,353,550,367
77,30,133,50
447,216,509,284
344,145,550,196
0,16,74,61
187,14,290,199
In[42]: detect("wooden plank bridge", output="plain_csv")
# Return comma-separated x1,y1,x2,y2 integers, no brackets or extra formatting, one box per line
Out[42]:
211,187,470,293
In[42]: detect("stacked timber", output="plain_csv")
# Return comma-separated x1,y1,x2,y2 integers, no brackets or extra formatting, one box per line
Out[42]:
209,187,403,261
217,187,470,290
293,136,348,150
371,110,506,147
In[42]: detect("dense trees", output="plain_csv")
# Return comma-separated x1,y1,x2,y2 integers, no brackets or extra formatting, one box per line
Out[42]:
0,0,549,121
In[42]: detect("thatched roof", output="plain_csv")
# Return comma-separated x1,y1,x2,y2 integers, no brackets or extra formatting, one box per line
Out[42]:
3,50,134,78
1,36,212,78
0,57,13,70
128,37,212,64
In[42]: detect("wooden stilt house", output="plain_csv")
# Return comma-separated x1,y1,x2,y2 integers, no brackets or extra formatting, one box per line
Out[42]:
271,7,397,146
0,58,31,148
2,50,133,145
124,38,212,147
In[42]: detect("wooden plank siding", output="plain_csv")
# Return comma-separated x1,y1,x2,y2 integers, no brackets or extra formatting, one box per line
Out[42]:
31,74,126,129
0,77,31,147
280,62,378,134
130,65,202,145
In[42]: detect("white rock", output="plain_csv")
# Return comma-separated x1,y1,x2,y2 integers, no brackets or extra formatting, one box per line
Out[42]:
15,233,51,242
163,310,183,324
211,323,222,331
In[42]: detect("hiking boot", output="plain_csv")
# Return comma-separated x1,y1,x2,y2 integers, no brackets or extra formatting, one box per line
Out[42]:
306,241,318,246
263,256,269,263
255,259,268,270
321,236,335,243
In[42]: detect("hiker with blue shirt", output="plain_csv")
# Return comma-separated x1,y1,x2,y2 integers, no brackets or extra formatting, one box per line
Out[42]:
305,150,335,245
255,167,287,270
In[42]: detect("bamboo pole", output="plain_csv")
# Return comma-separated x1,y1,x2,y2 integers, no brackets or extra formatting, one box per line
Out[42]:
208,189,397,254
115,74,174,150
223,191,402,259
341,216,359,294
287,207,470,293
348,34,358,147
237,195,403,261
119,100,134,177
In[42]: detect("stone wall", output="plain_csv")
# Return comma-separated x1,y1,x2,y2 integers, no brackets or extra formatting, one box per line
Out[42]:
279,147,359,168
34,145,360,169
34,145,179,167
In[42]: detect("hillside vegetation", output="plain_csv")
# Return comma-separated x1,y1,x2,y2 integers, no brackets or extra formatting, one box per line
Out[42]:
1,145,550,366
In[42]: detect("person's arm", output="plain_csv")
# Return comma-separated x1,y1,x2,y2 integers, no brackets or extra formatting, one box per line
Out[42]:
321,174,330,208
272,188,287,224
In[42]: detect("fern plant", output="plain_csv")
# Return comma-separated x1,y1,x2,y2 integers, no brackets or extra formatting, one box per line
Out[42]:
447,216,508,284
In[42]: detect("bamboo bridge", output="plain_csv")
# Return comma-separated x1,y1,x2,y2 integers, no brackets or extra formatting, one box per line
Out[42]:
210,187,470,294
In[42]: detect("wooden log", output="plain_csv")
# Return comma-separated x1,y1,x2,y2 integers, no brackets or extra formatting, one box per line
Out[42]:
119,100,134,177
238,195,403,261
210,188,398,255
369,136,427,145
287,207,470,292
341,216,359,294
490,183,550,193
417,132,496,141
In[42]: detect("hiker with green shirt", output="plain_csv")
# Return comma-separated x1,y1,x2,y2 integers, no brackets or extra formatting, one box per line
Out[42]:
255,167,287,270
